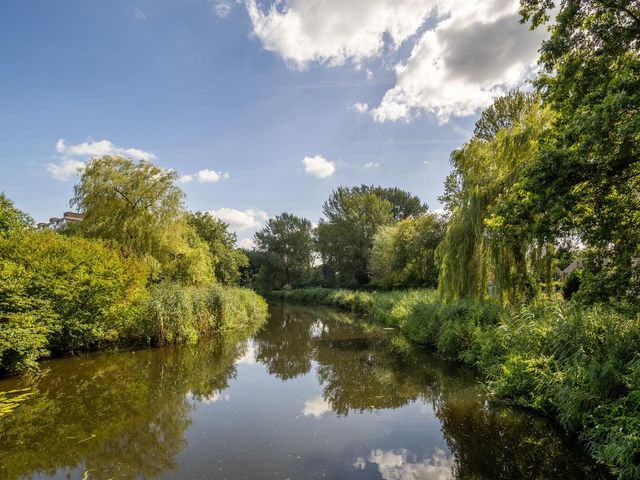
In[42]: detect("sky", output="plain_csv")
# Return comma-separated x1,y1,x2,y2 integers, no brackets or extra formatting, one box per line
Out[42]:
0,0,547,248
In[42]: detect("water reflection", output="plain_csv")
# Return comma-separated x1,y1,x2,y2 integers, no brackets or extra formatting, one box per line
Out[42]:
354,448,455,480
0,305,609,479
0,331,251,479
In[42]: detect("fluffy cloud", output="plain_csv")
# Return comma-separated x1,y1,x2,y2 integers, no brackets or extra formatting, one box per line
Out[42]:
186,391,231,404
245,0,548,122
302,395,332,418
365,162,380,168
303,155,335,178
46,159,86,182
246,0,434,68
372,5,547,122
180,169,230,183
55,138,154,161
351,102,369,113
353,448,454,480
47,138,155,181
208,208,268,231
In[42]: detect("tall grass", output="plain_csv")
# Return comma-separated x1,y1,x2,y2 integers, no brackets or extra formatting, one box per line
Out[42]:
141,283,268,345
269,287,640,479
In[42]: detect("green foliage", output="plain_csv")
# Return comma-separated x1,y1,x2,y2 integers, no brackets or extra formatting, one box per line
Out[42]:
187,211,248,285
71,156,213,284
436,91,552,305
142,283,268,345
272,287,640,477
517,0,640,306
317,187,397,287
563,270,582,300
369,214,445,288
0,227,267,375
253,212,315,289
0,231,148,374
0,194,33,238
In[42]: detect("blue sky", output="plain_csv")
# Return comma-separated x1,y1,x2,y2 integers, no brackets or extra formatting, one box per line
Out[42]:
0,0,545,246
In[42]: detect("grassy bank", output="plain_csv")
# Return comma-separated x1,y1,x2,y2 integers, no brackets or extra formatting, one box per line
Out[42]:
270,288,640,479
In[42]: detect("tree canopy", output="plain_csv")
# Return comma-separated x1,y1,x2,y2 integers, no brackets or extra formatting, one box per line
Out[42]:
515,0,640,302
187,212,248,285
71,156,212,284
253,213,315,289
0,194,33,238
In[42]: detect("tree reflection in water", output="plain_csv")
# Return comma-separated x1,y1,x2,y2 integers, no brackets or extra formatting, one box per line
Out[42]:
0,305,609,479
256,305,609,479
0,329,252,479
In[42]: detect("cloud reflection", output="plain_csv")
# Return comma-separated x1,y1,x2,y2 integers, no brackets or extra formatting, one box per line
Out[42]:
353,448,454,480
302,395,332,418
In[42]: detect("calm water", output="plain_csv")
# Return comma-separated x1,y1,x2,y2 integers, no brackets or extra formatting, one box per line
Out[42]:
0,304,608,479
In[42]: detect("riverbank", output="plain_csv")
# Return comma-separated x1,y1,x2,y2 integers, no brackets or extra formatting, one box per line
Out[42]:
269,288,640,479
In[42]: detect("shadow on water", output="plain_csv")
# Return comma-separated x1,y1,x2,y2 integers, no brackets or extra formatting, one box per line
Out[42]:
0,304,610,479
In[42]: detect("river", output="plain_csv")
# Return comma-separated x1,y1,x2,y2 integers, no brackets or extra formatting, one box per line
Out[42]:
0,304,609,479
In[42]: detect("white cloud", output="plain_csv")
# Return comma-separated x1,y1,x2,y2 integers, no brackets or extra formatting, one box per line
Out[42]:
47,138,155,181
238,237,256,249
246,0,435,68
46,159,86,181
55,138,155,161
302,395,332,418
351,102,369,114
180,169,230,184
354,448,454,480
245,0,548,122
186,391,231,404
208,208,268,231
365,162,380,168
237,341,257,364
372,4,547,122
211,1,232,18
303,155,335,178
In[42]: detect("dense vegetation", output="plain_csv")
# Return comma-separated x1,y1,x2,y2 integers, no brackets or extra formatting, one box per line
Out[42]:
0,163,267,376
0,0,637,476
270,288,639,478
246,2,640,477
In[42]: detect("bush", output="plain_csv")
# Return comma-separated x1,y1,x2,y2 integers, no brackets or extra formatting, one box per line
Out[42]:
0,231,269,376
0,231,148,374
271,287,640,477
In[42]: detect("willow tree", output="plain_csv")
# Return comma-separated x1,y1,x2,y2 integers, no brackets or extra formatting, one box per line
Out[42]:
437,91,551,304
71,156,212,284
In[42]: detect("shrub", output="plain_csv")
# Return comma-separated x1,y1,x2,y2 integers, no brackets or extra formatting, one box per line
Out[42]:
0,231,148,373
270,286,640,477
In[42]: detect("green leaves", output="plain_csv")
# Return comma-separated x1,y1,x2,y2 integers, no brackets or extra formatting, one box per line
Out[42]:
253,213,314,290
71,156,213,285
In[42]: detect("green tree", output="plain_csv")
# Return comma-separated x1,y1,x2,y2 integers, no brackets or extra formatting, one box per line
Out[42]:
253,213,314,289
71,156,212,284
518,0,640,302
370,186,428,220
369,214,445,288
0,194,33,237
187,212,248,285
436,91,550,304
317,187,397,286
0,231,148,374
